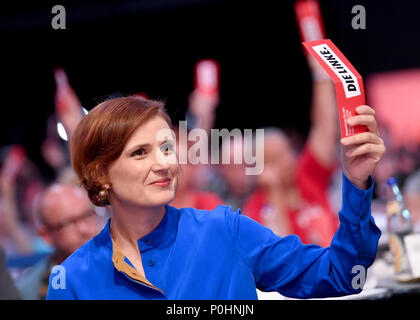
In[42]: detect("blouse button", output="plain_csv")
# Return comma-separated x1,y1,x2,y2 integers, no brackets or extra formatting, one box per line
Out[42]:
148,260,155,267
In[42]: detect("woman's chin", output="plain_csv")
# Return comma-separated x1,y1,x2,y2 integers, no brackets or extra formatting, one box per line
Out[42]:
146,189,176,207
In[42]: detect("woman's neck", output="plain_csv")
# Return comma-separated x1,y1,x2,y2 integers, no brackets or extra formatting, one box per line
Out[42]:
109,202,166,248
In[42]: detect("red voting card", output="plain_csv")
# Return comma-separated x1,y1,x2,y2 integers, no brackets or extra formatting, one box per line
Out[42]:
303,39,367,137
195,59,219,95
294,0,326,43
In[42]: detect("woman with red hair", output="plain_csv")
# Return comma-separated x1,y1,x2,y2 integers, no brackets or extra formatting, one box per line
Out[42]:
47,96,384,299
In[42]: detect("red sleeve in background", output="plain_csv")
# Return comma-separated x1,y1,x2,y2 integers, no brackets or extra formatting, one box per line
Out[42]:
193,191,225,211
297,143,335,206
242,190,265,224
241,144,340,247
295,143,339,246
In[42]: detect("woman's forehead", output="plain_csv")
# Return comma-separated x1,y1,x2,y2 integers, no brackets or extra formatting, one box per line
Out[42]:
125,116,172,147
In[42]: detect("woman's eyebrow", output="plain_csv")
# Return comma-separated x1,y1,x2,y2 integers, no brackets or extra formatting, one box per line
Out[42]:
159,138,173,146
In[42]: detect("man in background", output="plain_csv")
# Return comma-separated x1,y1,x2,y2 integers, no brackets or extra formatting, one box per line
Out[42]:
16,183,102,299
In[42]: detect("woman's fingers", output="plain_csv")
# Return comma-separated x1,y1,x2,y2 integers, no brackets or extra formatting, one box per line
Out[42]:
340,105,386,188
355,105,375,116
344,142,386,159
346,105,379,134
341,131,383,147
341,105,385,158
347,114,378,134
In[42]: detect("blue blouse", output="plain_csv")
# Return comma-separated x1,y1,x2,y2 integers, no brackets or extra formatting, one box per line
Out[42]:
46,172,381,300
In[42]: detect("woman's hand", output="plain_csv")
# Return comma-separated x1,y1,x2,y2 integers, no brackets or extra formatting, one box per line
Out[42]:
341,105,386,189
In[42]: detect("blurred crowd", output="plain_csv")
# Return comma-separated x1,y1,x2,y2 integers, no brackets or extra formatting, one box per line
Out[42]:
1,42,420,301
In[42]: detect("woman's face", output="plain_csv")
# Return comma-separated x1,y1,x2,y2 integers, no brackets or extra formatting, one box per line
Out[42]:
107,116,178,208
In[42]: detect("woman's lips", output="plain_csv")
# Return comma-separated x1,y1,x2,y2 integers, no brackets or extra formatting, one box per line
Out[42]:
150,178,171,187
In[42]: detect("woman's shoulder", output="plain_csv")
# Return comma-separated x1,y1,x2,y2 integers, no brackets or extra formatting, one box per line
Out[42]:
171,204,241,231
174,204,236,217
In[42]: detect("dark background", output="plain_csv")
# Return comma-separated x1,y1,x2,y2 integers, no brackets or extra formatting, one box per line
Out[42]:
1,0,420,179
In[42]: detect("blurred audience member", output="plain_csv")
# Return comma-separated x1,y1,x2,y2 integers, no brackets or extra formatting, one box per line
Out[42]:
41,115,70,178
242,56,340,246
0,146,49,256
16,183,102,299
372,152,398,200
186,88,219,134
0,175,33,255
404,169,420,232
55,166,81,186
211,137,257,210
170,125,224,210
0,246,21,300
54,68,84,141
186,89,257,210
36,184,101,264
372,121,420,201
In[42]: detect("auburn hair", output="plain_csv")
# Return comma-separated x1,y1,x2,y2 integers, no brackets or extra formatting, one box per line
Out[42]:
70,96,171,206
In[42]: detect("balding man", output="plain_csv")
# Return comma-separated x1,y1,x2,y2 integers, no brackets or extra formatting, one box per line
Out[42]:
37,184,100,264
18,183,101,299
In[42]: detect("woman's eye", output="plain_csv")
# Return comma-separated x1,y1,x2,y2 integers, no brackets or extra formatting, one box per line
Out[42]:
161,143,174,154
132,148,146,157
